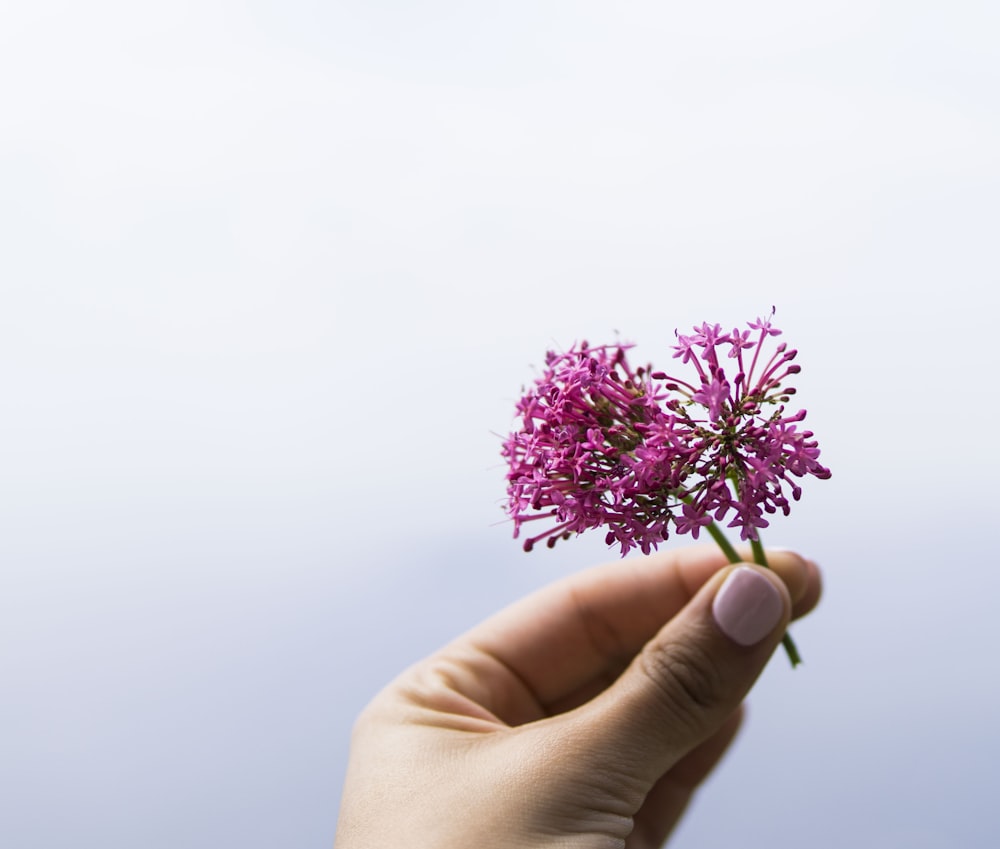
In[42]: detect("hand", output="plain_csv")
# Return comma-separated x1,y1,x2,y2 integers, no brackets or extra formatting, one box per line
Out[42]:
334,545,822,848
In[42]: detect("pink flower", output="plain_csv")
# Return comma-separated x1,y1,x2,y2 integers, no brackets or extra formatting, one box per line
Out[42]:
690,372,730,422
503,314,830,555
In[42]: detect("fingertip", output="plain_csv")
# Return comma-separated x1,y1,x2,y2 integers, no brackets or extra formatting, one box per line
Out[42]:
791,558,823,619
762,549,811,605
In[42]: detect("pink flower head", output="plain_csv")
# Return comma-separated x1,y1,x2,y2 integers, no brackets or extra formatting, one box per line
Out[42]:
503,315,830,555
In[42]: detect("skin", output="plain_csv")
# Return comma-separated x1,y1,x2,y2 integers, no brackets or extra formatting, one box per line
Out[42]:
334,545,822,848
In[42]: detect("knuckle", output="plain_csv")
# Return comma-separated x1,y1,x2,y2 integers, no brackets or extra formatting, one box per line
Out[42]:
637,638,726,734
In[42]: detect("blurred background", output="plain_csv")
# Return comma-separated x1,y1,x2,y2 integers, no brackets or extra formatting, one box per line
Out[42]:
2,2,998,847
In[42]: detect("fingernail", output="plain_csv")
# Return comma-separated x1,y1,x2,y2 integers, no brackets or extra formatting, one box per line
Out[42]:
712,566,784,646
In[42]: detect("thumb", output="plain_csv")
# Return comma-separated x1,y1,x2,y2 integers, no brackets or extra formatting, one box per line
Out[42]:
567,563,791,789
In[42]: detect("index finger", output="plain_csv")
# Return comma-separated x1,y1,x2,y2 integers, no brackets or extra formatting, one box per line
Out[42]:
462,544,818,715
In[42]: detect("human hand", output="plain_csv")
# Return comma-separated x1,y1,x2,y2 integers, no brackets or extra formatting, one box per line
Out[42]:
334,545,822,848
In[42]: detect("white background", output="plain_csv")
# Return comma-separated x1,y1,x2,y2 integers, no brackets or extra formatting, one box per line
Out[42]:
2,2,998,846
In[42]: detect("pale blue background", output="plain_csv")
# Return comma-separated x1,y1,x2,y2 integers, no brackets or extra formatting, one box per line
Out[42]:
2,2,998,847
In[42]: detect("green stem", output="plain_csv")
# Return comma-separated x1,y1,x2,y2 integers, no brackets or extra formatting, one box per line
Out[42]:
704,521,741,563
706,522,801,668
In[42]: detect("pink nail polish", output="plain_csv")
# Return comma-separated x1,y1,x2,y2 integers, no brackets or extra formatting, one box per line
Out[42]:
712,566,784,646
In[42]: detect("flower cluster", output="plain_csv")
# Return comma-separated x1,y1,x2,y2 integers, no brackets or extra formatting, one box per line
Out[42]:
502,314,830,556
